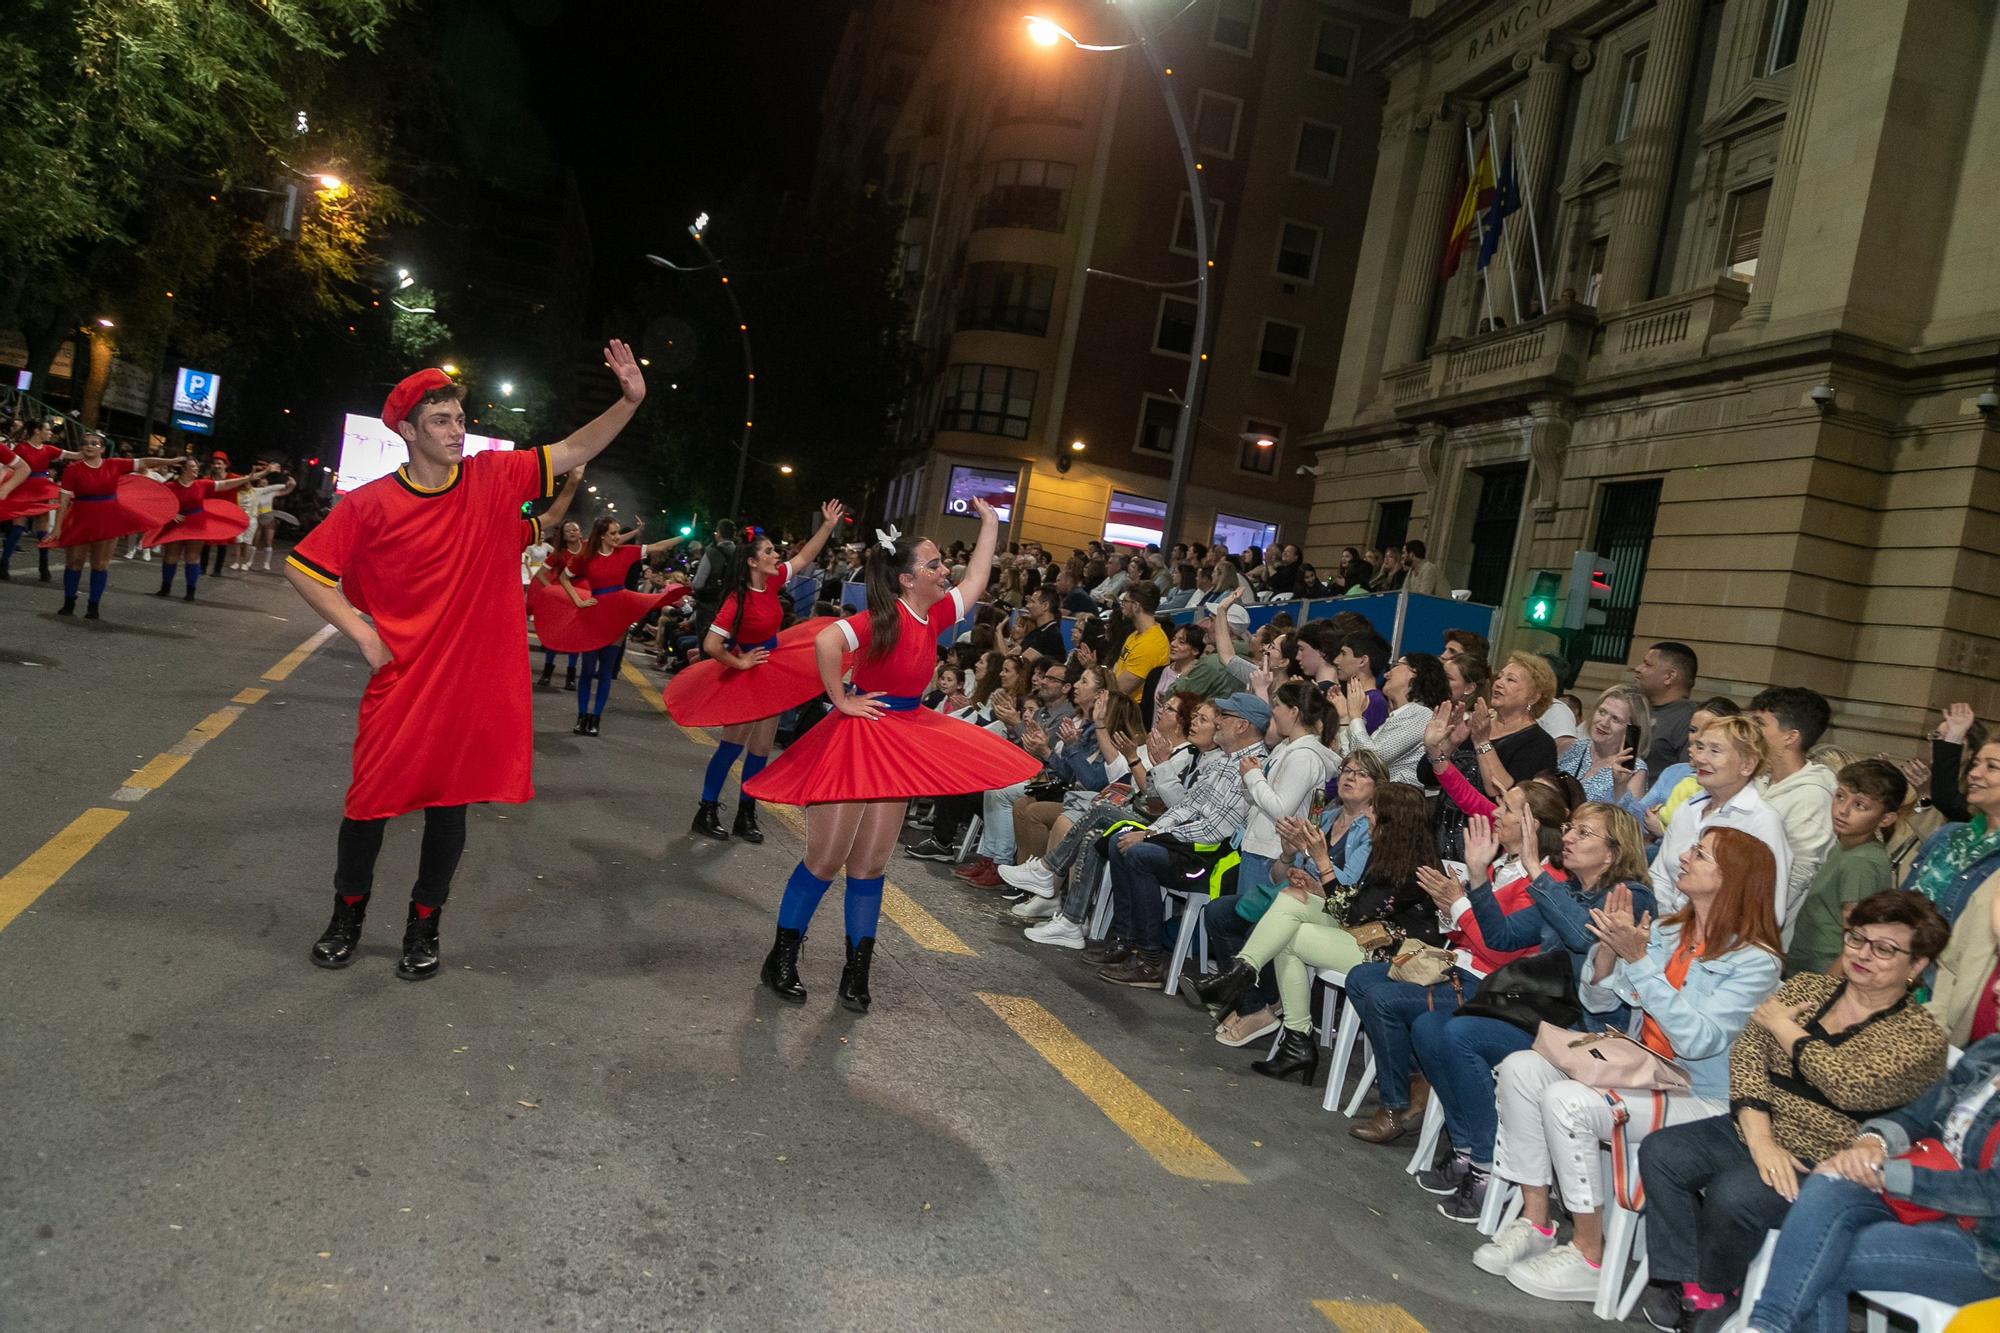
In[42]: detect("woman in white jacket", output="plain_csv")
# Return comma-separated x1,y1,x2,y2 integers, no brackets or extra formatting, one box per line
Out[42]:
1335,651,1453,784
1240,682,1339,893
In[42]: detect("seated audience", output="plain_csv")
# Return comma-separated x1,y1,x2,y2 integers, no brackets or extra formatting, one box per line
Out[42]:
1785,759,1906,974
1635,640,1701,775
1750,685,1839,920
1906,736,2000,926
1650,715,1793,920
1335,651,1452,783
1556,682,1651,804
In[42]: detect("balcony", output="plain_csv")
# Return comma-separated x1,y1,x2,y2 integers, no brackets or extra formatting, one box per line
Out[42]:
1382,304,1597,417
1590,279,1749,376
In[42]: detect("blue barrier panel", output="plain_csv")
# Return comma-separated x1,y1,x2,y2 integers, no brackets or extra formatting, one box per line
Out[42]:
842,580,867,613
786,574,819,618
1059,618,1075,652
1395,593,1497,656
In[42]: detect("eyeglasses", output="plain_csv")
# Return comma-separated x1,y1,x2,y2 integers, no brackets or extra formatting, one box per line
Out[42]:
1842,929,1913,961
1338,765,1375,779
1685,842,1717,865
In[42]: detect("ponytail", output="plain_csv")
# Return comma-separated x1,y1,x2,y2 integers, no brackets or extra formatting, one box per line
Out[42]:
862,539,921,662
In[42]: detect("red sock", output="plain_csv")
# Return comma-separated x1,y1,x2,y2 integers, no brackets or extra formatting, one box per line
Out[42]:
1683,1283,1725,1311
412,902,436,919
340,894,367,906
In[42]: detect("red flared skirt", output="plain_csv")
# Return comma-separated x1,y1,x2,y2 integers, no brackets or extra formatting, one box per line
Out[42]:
741,706,1043,807
142,499,250,548
43,478,178,548
662,616,846,727
0,476,61,522
531,582,687,653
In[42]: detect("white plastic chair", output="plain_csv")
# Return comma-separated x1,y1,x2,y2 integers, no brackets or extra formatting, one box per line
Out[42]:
1086,864,1115,939
1312,968,1378,1116
954,815,982,863
1477,1175,1522,1236
1161,887,1211,997
1731,1228,1961,1333
1406,1095,1446,1176
1595,1141,1650,1321
1722,1232,1780,1333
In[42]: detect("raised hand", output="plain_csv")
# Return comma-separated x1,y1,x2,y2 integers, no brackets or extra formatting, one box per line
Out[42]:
971,497,998,524
1425,702,1458,756
1940,703,1977,746
1466,698,1495,743
1463,813,1499,876
1415,864,1461,912
1897,756,1931,799
821,498,846,527
604,339,646,404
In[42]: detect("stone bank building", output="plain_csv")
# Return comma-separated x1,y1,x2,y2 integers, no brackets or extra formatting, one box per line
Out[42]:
1305,0,2000,750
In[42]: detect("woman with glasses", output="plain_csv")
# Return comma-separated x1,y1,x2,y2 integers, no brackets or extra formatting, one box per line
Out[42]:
1635,889,1949,1331
1336,651,1453,783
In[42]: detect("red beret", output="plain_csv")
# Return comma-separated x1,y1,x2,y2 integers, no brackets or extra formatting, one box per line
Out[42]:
381,368,456,431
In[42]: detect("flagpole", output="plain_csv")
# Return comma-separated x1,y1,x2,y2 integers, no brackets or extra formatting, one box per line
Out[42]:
1462,122,1498,332
1512,100,1550,314
1489,126,1523,325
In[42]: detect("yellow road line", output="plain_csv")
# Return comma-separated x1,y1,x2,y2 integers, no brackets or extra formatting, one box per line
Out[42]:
1314,1301,1429,1333
977,992,1247,1185
232,687,268,705
0,809,129,932
113,706,244,803
262,624,337,682
121,754,190,792
624,661,977,956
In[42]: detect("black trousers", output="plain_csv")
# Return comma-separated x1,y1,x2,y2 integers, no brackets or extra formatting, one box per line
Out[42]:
1638,1112,1797,1292
333,806,468,908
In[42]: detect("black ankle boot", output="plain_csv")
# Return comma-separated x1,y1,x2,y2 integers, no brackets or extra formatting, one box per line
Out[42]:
691,800,729,841
562,667,577,691
732,803,764,844
839,936,875,1013
84,602,100,620
573,714,591,735
57,598,75,615
1251,1027,1320,1085
183,586,195,601
1182,958,1257,1014
760,927,808,1003
152,584,172,597
396,903,442,981
538,662,554,688
310,894,369,969
585,714,601,736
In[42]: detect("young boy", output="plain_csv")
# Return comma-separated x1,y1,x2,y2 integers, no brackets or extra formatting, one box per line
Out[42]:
1784,759,1907,974
286,343,645,980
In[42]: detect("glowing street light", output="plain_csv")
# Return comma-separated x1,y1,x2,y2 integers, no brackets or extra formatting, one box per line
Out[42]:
316,174,344,191
499,381,514,396
95,317,115,329
1020,15,1131,52
778,464,794,475
1069,439,1087,453
440,362,459,376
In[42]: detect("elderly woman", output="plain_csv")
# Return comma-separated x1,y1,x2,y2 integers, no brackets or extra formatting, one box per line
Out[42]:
1906,738,2000,927
1556,682,1652,805
1476,828,1784,1303
1636,890,1950,1330
1649,715,1795,921
1462,652,1562,798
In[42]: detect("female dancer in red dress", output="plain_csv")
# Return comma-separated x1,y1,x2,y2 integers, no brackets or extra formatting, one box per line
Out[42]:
743,497,1040,1011
532,518,586,691
1,419,78,582
543,517,687,736
142,457,263,600
667,498,847,843
43,433,179,618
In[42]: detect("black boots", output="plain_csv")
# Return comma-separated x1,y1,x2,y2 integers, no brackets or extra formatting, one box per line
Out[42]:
571,714,599,736
57,599,75,615
538,660,555,688
732,803,764,844
839,937,875,1013
1251,1027,1320,1085
396,903,442,981
1183,958,1257,1014
562,666,577,691
761,927,808,1003
692,800,729,841
310,894,369,969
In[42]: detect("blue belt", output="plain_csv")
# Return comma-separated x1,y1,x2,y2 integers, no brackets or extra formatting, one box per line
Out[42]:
589,584,623,595
30,470,50,478
177,507,201,517
849,689,920,712
75,494,113,502
726,635,780,652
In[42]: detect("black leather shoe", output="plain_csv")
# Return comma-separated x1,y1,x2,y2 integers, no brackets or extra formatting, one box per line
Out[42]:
152,586,172,597
585,714,601,736
183,587,195,601
310,894,369,969
732,803,764,844
562,668,577,691
839,936,874,1012
1182,958,1257,1014
1251,1027,1320,1085
57,599,75,615
573,714,591,736
692,800,730,841
537,663,555,689
760,927,808,1003
395,903,442,981
84,602,100,620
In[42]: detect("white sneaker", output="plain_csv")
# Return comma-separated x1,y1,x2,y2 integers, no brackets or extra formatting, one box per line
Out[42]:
1505,1242,1602,1302
1024,915,1086,950
1009,894,1058,921
1473,1216,1555,1276
997,857,1058,897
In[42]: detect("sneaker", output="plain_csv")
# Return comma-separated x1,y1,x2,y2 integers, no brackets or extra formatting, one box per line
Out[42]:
1098,950,1166,988
1416,1152,1472,1197
951,855,993,880
1638,1283,1693,1332
1214,1007,1282,1047
1473,1216,1555,1276
1024,916,1086,950
1505,1243,1602,1302
1009,894,1058,921
904,838,957,863
959,863,1003,888
1437,1166,1490,1223
997,857,1059,897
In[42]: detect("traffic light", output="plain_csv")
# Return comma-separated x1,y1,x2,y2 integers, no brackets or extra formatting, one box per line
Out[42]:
1563,550,1616,633
1521,570,1561,629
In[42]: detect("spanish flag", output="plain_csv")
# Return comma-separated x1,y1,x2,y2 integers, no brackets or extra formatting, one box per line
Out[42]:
1441,130,1496,279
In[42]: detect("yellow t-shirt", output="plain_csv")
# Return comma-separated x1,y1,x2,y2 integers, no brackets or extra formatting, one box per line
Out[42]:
1114,624,1170,699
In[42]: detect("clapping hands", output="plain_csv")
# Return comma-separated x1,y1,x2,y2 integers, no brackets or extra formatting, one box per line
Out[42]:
1586,884,1652,963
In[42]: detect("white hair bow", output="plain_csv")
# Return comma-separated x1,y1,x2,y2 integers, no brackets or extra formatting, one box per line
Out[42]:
875,524,901,553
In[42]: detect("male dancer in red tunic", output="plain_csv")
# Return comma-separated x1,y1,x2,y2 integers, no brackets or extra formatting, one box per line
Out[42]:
285,343,645,979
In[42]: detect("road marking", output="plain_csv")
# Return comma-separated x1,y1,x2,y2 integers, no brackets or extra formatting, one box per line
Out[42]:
113,706,243,802
262,624,337,681
1314,1301,1429,1333
232,687,268,705
621,661,977,956
976,992,1247,1185
0,809,129,932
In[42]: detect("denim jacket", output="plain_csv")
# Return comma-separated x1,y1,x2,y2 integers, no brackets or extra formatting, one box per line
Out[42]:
1865,1033,2000,1281
1043,720,1116,791
1469,871,1656,1032
1578,921,1782,1102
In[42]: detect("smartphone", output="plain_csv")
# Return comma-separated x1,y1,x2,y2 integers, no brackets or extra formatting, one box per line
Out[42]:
1623,723,1642,758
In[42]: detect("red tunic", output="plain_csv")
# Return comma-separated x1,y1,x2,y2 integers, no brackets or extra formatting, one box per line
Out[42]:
143,478,251,547
0,443,45,522
741,591,1042,806
530,543,685,653
661,561,842,727
43,458,177,548
287,446,560,820
1,440,65,519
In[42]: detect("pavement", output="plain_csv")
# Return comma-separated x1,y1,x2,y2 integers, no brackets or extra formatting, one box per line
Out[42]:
0,559,1608,1333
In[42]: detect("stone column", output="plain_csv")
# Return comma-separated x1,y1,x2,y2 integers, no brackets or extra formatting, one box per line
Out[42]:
1506,35,1592,312
1595,0,1705,312
1735,0,1835,327
1383,102,1467,369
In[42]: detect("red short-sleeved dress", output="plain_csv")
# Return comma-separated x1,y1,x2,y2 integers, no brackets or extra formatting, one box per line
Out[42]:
661,560,843,727
286,446,561,820
741,589,1042,806
0,442,64,521
43,458,177,548
143,478,251,547
529,542,685,653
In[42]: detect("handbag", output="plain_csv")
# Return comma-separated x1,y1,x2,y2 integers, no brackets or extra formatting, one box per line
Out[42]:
1532,1024,1692,1093
1456,951,1581,1034
1883,1124,2000,1230
1023,776,1067,804
1390,942,1458,987
1345,921,1397,956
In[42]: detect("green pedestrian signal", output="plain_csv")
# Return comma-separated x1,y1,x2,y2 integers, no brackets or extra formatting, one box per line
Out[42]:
1521,570,1562,629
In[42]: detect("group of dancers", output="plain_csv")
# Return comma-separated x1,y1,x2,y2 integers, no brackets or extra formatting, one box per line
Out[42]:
284,351,1040,1009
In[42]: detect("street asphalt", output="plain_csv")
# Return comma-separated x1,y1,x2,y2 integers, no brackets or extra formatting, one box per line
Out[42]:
0,561,1607,1333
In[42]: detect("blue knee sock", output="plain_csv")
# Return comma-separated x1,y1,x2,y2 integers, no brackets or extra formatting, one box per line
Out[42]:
776,862,834,933
158,561,177,591
703,741,745,802
88,569,107,604
184,564,199,594
589,648,620,714
738,752,768,806
542,648,558,670
575,659,596,717
567,653,578,673
1,523,19,564
844,875,884,943
62,567,81,600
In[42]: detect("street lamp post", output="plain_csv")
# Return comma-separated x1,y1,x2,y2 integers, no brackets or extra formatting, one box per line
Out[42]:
654,213,757,523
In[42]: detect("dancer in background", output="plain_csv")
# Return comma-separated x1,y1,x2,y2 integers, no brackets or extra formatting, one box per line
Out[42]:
42,433,179,618
743,498,1040,1013
143,457,265,599
201,454,244,580
2,419,77,582
531,518,586,690
542,517,688,736
666,498,848,843
234,466,296,571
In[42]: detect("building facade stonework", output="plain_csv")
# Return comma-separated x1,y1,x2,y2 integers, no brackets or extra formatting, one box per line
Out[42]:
1305,0,2000,751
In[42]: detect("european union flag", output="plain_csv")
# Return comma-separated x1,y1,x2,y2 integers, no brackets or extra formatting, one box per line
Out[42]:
1477,143,1520,272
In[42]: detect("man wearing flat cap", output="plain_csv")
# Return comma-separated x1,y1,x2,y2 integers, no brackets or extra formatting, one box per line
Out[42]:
285,342,646,980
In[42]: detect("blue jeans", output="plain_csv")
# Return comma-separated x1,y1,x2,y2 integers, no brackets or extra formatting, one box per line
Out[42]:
1640,1112,1796,1291
1410,1009,1532,1164
1203,894,1266,1014
1749,1174,1997,1333
1348,962,1476,1114
1107,839,1175,952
